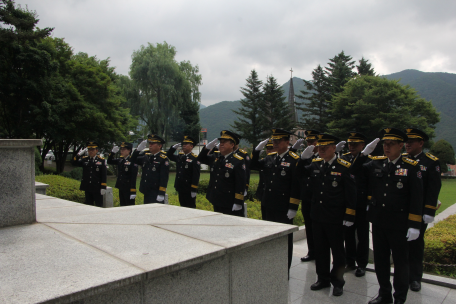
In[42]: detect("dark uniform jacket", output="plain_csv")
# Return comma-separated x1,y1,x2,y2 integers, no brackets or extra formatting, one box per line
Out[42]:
167,147,201,192
107,153,138,195
362,156,423,231
297,156,357,224
235,148,251,193
251,150,301,212
72,155,107,192
197,147,246,208
131,150,169,195
403,152,441,217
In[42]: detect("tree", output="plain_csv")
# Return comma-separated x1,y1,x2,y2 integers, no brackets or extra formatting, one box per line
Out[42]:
325,51,356,97
295,65,332,132
357,57,376,76
0,0,54,138
327,76,440,148
231,70,263,146
430,140,455,173
259,75,295,136
129,42,201,142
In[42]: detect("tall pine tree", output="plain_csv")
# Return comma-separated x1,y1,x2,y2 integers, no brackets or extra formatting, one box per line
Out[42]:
296,65,331,132
259,75,295,135
325,51,356,97
232,70,263,146
357,57,376,76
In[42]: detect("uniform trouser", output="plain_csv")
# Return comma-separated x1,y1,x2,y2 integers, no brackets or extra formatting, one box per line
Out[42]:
144,190,164,204
408,223,428,283
312,221,346,288
301,201,315,257
344,217,370,268
119,189,136,206
262,207,293,271
372,225,409,302
178,189,196,208
213,205,244,217
84,191,103,207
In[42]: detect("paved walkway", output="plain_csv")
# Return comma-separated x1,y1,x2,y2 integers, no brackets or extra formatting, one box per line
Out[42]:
288,255,456,304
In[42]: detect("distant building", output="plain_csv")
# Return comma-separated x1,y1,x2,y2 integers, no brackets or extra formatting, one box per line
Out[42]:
288,68,298,124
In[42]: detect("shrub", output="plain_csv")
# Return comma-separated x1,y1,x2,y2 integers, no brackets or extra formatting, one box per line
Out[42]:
35,175,85,203
69,167,83,181
35,147,42,175
424,214,456,276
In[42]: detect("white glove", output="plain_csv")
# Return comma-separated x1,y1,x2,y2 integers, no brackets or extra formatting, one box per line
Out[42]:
423,215,434,224
100,189,106,195
156,195,165,202
301,145,315,160
232,203,243,211
130,195,136,199
260,150,265,156
172,143,181,149
216,143,220,149
206,138,218,150
78,148,88,156
292,138,304,150
255,138,269,151
111,146,119,153
366,205,369,211
362,138,380,156
437,200,442,210
406,228,420,241
244,190,247,196
343,220,354,227
287,209,297,219
137,139,148,152
336,141,346,153
191,192,197,198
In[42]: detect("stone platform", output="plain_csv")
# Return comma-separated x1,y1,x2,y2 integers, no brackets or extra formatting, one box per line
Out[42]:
0,194,297,304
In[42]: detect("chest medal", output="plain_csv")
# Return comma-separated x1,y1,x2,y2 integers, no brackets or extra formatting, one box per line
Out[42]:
152,167,156,171
125,168,128,171
397,182,403,189
225,172,230,178
185,164,188,169
332,181,338,187
281,170,286,176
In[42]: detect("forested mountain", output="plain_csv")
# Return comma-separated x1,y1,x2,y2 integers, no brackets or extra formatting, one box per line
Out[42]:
200,70,456,149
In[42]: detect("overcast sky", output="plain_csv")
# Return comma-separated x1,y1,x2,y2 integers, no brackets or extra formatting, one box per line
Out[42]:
14,0,456,106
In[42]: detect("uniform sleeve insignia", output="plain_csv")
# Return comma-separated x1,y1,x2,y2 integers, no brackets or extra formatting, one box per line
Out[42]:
312,158,323,162
369,155,387,160
178,152,184,155
197,161,201,165
436,165,440,172
402,157,418,166
417,171,422,178
214,151,221,154
82,156,88,158
267,152,278,156
343,152,351,156
289,151,299,159
165,161,169,166
233,153,244,160
426,152,439,161
242,164,246,170
337,158,351,168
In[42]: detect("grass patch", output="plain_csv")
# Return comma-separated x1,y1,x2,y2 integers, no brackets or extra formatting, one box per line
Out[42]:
437,179,456,215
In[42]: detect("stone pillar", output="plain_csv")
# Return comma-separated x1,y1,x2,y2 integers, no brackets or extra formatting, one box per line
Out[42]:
0,139,42,228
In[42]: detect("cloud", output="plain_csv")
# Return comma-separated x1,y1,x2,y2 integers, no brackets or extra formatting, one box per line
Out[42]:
14,0,456,105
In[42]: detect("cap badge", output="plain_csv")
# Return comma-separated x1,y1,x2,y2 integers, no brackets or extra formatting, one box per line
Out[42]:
318,134,323,139
351,133,356,137
406,129,412,133
384,128,391,133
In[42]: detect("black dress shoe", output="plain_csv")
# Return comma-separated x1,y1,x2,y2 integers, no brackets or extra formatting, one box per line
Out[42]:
368,295,393,304
310,281,331,290
355,267,366,277
333,286,343,296
301,255,315,262
410,280,421,291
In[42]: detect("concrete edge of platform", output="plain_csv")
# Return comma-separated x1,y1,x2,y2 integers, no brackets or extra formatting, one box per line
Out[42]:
293,225,306,242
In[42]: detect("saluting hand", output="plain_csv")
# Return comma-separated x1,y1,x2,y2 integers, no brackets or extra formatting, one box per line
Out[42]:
136,140,148,152
301,146,314,160
78,148,88,156
206,138,218,150
112,146,119,153
292,138,304,150
336,141,346,153
172,143,181,149
362,138,380,156
255,138,269,151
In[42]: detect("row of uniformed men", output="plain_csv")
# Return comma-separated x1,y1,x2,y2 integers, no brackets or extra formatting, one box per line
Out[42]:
72,126,440,304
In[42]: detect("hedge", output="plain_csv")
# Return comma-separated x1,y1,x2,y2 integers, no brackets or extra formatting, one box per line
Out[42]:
34,175,304,226
423,214,456,276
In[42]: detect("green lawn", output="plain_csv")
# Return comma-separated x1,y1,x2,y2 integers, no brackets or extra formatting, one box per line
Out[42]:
437,179,456,215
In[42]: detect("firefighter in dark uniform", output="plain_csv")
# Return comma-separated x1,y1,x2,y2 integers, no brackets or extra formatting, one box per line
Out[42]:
72,141,107,207
255,138,274,201
297,133,357,297
300,129,320,263
363,128,423,304
340,132,371,277
107,142,138,206
131,134,170,204
404,128,441,292
197,130,246,216
251,128,301,272
167,136,201,208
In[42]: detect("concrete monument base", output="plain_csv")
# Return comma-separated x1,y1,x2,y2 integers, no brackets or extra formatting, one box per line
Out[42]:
0,194,296,304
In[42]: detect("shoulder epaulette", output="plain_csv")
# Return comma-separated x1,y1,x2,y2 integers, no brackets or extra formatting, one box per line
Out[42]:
343,152,351,156
369,155,387,160
426,152,439,161
233,153,244,160
160,154,168,159
312,158,323,162
402,153,409,156
239,148,247,154
191,152,197,158
337,158,351,168
289,151,299,159
402,157,418,166
268,152,278,156
97,156,105,160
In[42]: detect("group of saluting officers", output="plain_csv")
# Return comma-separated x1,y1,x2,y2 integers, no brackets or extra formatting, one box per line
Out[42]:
73,126,441,304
